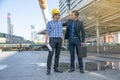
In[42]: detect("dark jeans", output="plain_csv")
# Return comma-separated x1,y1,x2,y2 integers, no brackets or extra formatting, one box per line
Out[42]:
47,38,62,70
69,37,83,69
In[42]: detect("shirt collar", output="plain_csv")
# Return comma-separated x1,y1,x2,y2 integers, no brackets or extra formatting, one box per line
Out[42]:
53,19,59,23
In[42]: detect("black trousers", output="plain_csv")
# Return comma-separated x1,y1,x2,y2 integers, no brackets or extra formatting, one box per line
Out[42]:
47,38,62,70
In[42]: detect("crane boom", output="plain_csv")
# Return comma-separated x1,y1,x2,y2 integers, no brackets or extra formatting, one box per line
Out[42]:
38,0,51,25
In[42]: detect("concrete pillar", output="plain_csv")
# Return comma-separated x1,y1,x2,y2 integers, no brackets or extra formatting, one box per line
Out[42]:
96,16,100,53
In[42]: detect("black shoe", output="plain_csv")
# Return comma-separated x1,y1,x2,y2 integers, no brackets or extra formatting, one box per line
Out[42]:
80,69,85,73
68,68,75,72
46,69,50,75
54,69,63,73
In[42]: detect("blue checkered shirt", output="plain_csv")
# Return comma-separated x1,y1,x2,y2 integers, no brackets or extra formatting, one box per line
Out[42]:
46,20,63,38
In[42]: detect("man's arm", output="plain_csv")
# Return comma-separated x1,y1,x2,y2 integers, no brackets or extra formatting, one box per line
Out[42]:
45,22,50,46
62,22,67,26
62,19,72,26
63,19,72,39
80,22,85,42
45,34,49,46
80,22,85,46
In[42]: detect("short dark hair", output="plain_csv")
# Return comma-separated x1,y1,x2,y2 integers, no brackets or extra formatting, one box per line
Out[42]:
72,10,79,17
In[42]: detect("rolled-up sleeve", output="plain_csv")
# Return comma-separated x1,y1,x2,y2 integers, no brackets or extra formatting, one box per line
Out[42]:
46,22,51,35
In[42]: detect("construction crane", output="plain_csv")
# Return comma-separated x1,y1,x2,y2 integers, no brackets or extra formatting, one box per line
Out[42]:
38,0,51,24
38,0,70,25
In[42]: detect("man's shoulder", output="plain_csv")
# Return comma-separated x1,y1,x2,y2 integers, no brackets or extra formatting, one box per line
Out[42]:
65,19,73,24
67,19,73,22
47,20,54,26
77,19,83,23
48,20,62,23
48,20,53,23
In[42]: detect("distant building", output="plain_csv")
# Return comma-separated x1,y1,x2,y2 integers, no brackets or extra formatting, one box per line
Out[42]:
59,0,84,18
86,32,120,45
30,25,38,42
36,34,45,43
70,0,83,10
36,30,46,44
31,31,37,41
59,0,70,16
0,32,23,44
7,13,13,35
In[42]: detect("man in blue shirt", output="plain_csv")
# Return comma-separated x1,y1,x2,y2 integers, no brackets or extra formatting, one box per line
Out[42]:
45,8,64,75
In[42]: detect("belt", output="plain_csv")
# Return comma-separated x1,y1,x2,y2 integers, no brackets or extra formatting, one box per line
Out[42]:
50,37,62,39
71,37,79,39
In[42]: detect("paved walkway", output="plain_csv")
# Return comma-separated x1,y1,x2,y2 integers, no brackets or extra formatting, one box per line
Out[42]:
0,51,120,80
62,51,120,59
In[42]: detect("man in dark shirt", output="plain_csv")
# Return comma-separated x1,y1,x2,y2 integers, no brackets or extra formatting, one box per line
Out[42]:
63,10,85,73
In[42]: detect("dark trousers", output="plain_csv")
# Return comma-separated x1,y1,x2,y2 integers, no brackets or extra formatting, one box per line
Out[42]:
69,37,83,69
47,38,62,70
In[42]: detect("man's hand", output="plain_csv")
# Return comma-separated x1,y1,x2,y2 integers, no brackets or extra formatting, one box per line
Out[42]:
62,40,64,46
81,42,86,47
62,33,64,46
46,41,49,46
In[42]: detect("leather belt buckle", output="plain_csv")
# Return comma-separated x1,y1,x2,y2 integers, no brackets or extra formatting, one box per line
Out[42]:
73,37,78,39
